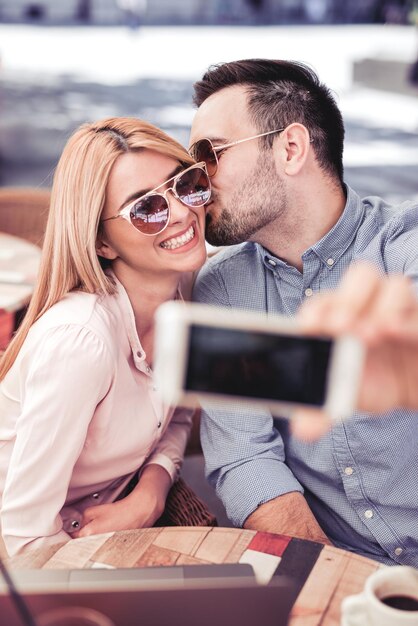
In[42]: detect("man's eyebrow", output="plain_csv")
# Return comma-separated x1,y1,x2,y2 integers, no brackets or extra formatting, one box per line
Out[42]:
210,137,230,147
119,164,184,210
189,136,229,148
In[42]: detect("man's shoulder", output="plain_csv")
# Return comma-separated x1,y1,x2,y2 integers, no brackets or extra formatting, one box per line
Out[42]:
193,242,265,305
201,242,260,275
362,195,418,232
355,193,418,273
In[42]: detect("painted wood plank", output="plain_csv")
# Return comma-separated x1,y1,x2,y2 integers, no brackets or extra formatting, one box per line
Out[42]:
45,534,114,569
92,528,161,568
154,527,211,556
224,529,256,563
135,544,179,567
194,528,243,563
249,532,291,557
321,552,383,626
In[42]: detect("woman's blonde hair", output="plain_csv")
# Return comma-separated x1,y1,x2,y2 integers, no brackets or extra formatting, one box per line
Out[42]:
0,117,193,380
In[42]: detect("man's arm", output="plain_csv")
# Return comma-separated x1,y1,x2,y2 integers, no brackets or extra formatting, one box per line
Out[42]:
194,255,330,542
244,491,331,543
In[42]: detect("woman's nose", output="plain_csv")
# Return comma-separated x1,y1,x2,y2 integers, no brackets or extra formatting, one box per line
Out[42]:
167,192,190,224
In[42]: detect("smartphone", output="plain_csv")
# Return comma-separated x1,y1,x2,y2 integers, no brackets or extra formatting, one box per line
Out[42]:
154,301,364,420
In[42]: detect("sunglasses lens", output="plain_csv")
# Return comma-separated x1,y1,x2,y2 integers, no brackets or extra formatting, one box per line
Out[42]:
191,140,217,176
176,167,211,207
130,195,169,235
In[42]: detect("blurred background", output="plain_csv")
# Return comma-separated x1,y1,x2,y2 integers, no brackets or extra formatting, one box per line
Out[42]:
0,0,417,202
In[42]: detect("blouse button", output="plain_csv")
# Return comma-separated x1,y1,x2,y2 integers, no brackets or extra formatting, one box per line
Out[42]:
71,520,80,529
146,365,152,374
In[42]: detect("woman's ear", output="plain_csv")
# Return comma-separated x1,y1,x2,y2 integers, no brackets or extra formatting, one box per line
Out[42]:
274,123,311,176
96,231,118,261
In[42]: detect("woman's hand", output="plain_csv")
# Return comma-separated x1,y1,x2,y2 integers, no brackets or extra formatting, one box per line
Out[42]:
292,263,418,440
72,464,172,538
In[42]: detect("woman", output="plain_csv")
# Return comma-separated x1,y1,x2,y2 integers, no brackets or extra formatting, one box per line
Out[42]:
0,117,210,556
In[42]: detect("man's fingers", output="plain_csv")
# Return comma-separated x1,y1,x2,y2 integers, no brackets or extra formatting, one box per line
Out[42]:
291,407,333,441
299,263,382,335
359,274,418,342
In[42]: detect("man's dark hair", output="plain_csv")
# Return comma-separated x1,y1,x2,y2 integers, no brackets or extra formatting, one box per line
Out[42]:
193,59,345,182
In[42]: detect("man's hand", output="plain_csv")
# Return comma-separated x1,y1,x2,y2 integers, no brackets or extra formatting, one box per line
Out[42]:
293,263,418,440
72,464,172,538
244,491,331,545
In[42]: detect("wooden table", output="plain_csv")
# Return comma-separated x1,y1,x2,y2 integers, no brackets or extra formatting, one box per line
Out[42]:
7,527,385,626
0,232,41,348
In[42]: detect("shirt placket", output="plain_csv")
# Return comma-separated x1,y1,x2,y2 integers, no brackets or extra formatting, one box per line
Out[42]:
331,424,407,564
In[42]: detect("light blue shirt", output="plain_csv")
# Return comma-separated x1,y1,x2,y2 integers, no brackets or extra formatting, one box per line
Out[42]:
193,185,418,566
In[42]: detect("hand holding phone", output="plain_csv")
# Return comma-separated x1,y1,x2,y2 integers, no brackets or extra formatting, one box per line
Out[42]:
154,302,364,420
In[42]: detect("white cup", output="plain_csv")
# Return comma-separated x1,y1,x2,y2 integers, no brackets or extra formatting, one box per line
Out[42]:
341,566,418,626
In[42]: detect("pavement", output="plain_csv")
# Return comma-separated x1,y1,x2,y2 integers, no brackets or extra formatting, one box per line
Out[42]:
0,22,417,525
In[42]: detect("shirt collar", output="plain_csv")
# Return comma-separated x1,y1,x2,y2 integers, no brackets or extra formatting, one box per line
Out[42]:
307,184,365,267
259,184,365,271
106,269,147,366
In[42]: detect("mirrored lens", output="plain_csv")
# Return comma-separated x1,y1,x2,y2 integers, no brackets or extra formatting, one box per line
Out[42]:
190,140,218,176
176,167,211,207
130,194,169,235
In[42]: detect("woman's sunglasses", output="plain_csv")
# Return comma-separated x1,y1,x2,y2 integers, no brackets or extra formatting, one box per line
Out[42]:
188,129,285,177
102,162,211,236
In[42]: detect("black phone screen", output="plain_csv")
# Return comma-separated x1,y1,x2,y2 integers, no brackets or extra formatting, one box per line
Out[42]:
185,325,333,406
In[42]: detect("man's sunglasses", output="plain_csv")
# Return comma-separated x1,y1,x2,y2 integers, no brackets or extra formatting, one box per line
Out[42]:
102,162,211,236
189,128,285,177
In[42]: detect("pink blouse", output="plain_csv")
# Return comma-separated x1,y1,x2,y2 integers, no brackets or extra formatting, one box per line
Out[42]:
0,273,192,555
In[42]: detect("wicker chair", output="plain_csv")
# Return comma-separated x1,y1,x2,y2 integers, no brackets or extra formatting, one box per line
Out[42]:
0,187,50,248
156,476,216,527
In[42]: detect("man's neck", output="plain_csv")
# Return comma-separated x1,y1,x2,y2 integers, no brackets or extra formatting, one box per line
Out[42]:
254,182,346,272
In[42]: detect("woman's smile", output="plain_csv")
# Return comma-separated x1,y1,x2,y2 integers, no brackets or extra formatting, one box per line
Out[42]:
159,221,200,253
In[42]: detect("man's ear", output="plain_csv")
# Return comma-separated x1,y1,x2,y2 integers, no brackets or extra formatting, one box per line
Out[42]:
274,123,311,176
96,232,118,261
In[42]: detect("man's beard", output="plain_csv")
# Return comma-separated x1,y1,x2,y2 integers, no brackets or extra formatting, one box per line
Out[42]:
205,153,287,247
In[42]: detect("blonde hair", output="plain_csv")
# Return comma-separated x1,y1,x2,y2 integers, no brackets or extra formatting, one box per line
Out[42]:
0,117,193,380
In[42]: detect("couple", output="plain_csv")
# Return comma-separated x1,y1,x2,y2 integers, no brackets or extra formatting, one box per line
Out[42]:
1,59,417,564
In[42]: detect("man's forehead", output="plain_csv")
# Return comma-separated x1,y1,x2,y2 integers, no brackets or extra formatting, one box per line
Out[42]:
190,85,252,144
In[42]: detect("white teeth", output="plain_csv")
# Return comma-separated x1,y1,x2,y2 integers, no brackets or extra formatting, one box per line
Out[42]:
160,225,195,250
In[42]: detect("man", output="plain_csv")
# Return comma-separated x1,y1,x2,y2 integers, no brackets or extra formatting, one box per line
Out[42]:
189,59,418,566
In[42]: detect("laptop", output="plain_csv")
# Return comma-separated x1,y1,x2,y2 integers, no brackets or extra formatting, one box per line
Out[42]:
1,563,296,626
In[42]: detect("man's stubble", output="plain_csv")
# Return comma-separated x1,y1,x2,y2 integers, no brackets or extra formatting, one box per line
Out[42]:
205,152,287,247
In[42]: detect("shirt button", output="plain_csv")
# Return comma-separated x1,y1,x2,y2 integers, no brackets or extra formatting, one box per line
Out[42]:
364,510,374,519
71,520,80,529
136,350,142,358
146,365,152,374
305,288,313,297
394,547,403,556
268,259,277,267
344,467,354,476
326,258,334,266
92,493,100,499
157,421,162,429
